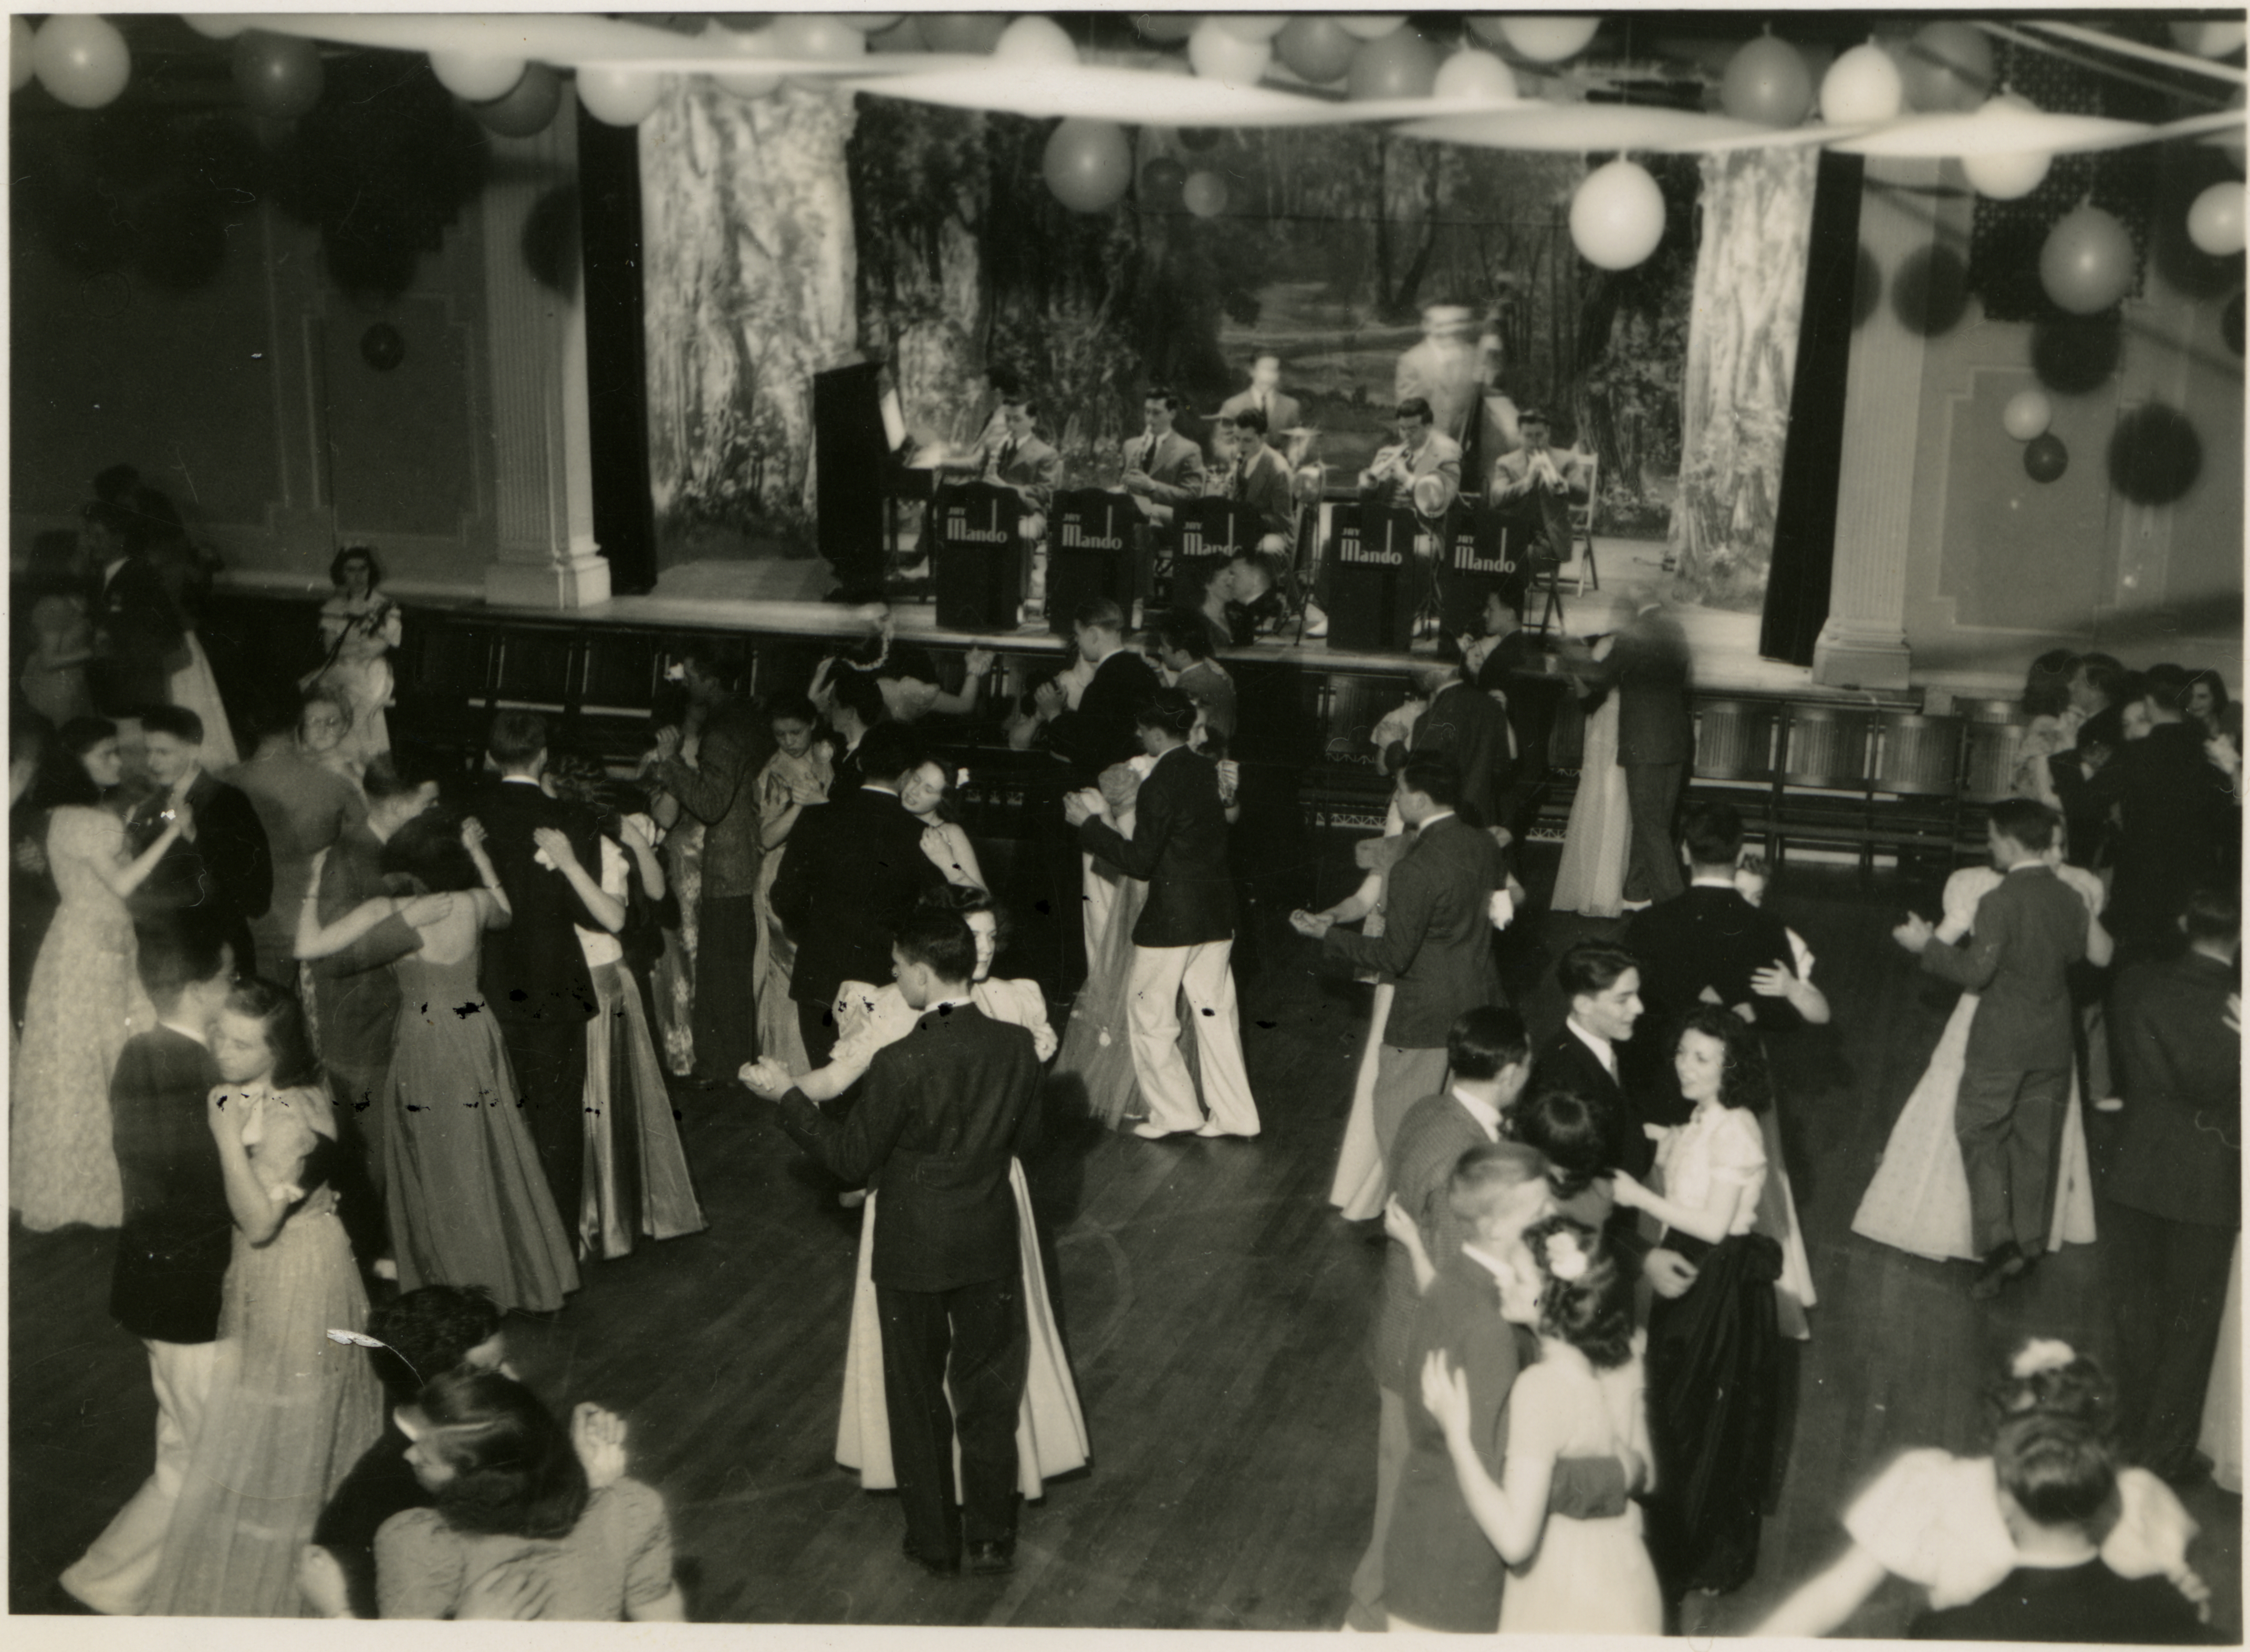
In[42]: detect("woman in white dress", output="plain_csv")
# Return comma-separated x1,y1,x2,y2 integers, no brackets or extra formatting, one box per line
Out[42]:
741,888,1089,1499
1851,847,2107,1262
1549,614,1631,919
1420,1215,1664,1634
315,546,402,769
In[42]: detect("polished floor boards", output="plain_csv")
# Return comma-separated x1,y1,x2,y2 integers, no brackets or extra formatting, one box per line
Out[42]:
11,858,2241,1630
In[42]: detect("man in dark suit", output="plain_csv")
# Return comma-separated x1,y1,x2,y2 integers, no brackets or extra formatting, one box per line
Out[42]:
475,710,604,1229
1296,754,1509,1161
1627,799,1827,1035
1216,407,1298,553
1036,598,1162,962
1390,662,1516,838
2101,887,2240,1482
84,502,184,721
1895,798,2088,1298
774,908,1045,1578
1464,591,1565,844
1561,600,1693,908
62,921,234,1615
771,721,945,1066
1070,688,1259,1139
125,705,272,979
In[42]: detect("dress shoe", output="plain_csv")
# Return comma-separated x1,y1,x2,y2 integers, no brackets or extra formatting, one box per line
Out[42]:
1131,1121,1184,1140
1970,1243,2023,1301
965,1540,1016,1576
902,1540,959,1579
1194,1120,1228,1137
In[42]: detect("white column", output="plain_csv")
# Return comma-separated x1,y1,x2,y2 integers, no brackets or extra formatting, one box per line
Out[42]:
1811,160,1933,691
481,88,610,610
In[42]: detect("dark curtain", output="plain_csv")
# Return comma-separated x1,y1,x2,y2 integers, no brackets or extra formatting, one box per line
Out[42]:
578,108,659,596
1760,152,1864,666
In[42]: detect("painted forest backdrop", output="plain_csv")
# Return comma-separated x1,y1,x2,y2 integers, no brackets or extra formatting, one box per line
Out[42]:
639,82,1818,613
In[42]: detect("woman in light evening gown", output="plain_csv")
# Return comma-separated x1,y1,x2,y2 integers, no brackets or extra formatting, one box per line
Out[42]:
1421,1215,1663,1634
147,980,382,1616
297,812,578,1315
752,694,832,1074
1549,616,1631,919
10,717,176,1232
315,545,402,771
1851,848,2106,1262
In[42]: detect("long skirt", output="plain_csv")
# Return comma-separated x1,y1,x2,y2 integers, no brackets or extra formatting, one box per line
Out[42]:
1644,1230,1782,1598
579,961,707,1260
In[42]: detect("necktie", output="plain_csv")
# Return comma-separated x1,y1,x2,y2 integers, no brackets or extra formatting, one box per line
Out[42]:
1230,458,1246,501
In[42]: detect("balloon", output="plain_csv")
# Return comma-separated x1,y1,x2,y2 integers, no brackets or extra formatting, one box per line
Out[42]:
1188,20,1269,84
1043,118,1131,213
1140,155,1187,207
2001,388,2053,441
1891,244,1968,337
185,15,249,41
2188,182,2246,257
2022,432,2068,483
1901,21,1993,113
1720,35,1813,127
360,323,406,372
919,14,1007,53
2040,205,2135,315
994,15,1077,66
1820,41,1903,126
1497,17,1600,64
2107,404,2202,506
771,14,866,61
1466,17,1513,48
1960,94,2053,201
1134,14,1201,45
231,30,323,120
1216,15,1288,43
576,65,662,127
1347,27,1438,101
473,61,562,136
430,53,525,103
1277,17,1358,85
713,66,782,100
1434,48,1517,102
2172,21,2248,58
1338,17,1407,42
1183,170,1229,217
1570,159,1666,271
2030,313,2123,394
11,17,32,92
841,14,903,33
33,15,131,110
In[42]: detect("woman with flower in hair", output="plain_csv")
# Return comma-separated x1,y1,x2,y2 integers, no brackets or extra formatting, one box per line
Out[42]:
1610,1004,1783,1598
899,755,986,892
1755,1339,2209,1637
1419,1214,1662,1633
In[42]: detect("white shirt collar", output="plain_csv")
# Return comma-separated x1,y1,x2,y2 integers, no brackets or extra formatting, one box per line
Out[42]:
1420,808,1457,830
1450,1086,1502,1142
501,774,542,788
1566,1016,1617,1077
1690,874,1737,889
1458,1242,1520,1290
102,557,128,583
159,1015,210,1047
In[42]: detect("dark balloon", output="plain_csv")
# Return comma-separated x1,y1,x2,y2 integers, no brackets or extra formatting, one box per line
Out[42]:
473,61,562,138
2029,313,2123,396
2022,432,2068,484
360,321,405,372
233,30,325,120
2107,403,2202,505
1140,156,1187,209
1891,243,1968,337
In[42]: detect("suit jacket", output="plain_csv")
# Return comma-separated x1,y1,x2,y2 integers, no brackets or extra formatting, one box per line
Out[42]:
1321,814,1505,1048
653,698,772,900
1128,429,1207,507
1920,863,2086,1071
1534,1025,1653,1180
1045,648,1161,784
88,556,184,717
777,1003,1043,1292
2105,950,2239,1228
1405,680,1515,832
1581,607,1692,766
1628,884,1803,1033
1218,443,1297,547
984,432,1062,514
473,777,601,1034
1489,443,1590,563
1359,431,1464,517
126,770,273,967
109,1026,231,1344
307,820,422,1105
1078,744,1236,948
1219,386,1303,435
770,783,945,1008
2060,721,2236,947
1374,1090,1493,1392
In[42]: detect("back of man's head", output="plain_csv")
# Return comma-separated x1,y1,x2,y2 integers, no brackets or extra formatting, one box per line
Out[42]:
1074,597,1127,637
487,709,548,773
1447,1005,1529,1081
1136,687,1198,743
894,908,977,986
140,704,204,747
1989,797,2058,857
1447,1140,1548,1225
856,721,922,787
1399,752,1461,812
2182,886,2241,950
1680,799,1744,873
134,917,231,1013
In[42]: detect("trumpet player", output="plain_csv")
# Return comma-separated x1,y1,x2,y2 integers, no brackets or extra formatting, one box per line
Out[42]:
1357,396,1462,519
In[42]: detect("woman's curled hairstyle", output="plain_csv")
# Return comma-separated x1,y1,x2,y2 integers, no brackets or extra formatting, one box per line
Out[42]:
405,1369,589,1540
1521,1214,1635,1370
1674,1003,1773,1116
1988,1341,2118,1439
221,976,321,1091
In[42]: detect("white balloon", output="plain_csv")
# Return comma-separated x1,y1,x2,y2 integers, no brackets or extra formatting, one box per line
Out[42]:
2001,388,2052,442
576,65,662,127
713,68,781,100
994,15,1077,66
1570,159,1666,271
1960,95,2052,201
185,15,249,41
1498,16,1600,64
1183,170,1230,217
1433,47,1517,102
1216,15,1289,43
430,52,526,103
33,15,131,110
1337,16,1406,42
11,16,32,92
2172,21,2248,58
1187,19,1270,84
2189,181,2247,257
1820,40,1904,126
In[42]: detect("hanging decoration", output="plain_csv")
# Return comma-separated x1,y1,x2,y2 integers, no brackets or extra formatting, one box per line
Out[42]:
430,52,526,105
1900,22,1995,114
33,15,132,110
1496,17,1601,65
1276,18,1357,86
1188,20,1270,85
233,30,324,120
1182,170,1229,216
11,16,34,93
1721,34,1815,128
1043,118,1132,213
1960,95,2054,200
1347,27,1439,102
1433,49,1517,103
2023,431,2069,482
1216,16,1289,44
577,65,663,128
1821,41,1904,126
1338,17,1408,43
1570,158,1667,269
2001,388,2053,440
994,16,1077,67
2188,181,2247,257
2039,204,2136,314
473,62,562,137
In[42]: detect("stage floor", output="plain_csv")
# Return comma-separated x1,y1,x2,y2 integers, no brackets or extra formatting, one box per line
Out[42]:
12,855,2238,1631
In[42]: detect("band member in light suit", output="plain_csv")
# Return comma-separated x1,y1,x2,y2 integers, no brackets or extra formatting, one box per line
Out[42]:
1122,387,1207,526
1488,406,1590,570
981,393,1062,516
1218,408,1298,554
1359,397,1463,520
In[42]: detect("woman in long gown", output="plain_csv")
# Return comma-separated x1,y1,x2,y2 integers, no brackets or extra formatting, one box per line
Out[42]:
315,545,402,770
1611,1006,1784,1598
1317,809,1411,1219
1851,851,2107,1262
743,888,1090,1498
19,530,96,726
10,718,181,1231
1420,1215,1664,1634
147,979,383,1616
752,694,832,1074
297,813,578,1315
1549,628,1630,919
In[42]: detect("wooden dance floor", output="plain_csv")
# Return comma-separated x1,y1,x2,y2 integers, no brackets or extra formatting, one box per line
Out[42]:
11,856,2242,1632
